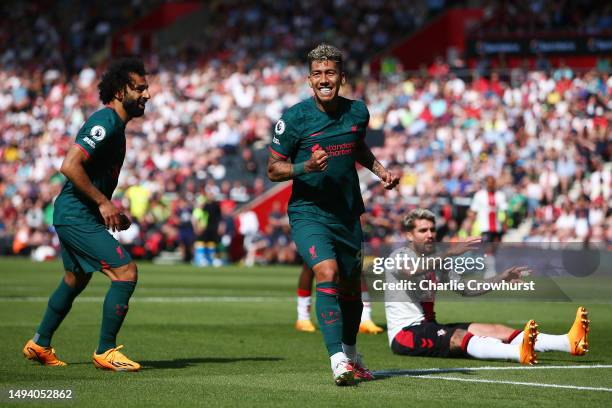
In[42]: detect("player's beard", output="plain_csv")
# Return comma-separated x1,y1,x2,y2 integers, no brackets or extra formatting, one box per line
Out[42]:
123,96,145,118
414,242,435,255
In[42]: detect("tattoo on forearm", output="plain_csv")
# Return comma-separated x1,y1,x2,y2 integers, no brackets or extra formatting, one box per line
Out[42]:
372,161,385,178
267,155,294,182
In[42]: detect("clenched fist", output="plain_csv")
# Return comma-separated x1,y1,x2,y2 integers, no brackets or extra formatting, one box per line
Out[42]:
380,170,400,190
305,146,328,173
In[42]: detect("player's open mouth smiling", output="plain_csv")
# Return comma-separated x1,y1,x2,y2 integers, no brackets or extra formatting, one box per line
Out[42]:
319,87,333,96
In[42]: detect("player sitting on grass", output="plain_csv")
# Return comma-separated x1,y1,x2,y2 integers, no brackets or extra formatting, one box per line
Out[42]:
295,264,384,334
384,209,590,365
23,58,151,372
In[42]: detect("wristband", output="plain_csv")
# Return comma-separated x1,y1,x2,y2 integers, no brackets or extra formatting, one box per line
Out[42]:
293,162,306,176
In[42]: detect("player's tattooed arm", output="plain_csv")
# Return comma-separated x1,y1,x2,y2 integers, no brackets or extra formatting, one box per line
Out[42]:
372,161,388,180
267,154,294,182
60,145,124,231
267,149,328,182
354,139,399,189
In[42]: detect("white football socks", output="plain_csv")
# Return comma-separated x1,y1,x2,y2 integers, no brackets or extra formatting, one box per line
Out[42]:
297,295,311,321
361,291,372,322
466,335,520,362
330,352,348,369
510,332,570,352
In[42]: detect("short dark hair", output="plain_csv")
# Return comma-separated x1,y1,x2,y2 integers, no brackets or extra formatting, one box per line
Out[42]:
98,57,146,104
307,43,343,72
403,209,436,231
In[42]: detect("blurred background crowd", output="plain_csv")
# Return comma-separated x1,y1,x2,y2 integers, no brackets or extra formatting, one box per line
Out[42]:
0,0,610,265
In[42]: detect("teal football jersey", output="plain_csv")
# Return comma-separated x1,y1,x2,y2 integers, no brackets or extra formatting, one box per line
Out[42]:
54,107,126,225
269,96,369,222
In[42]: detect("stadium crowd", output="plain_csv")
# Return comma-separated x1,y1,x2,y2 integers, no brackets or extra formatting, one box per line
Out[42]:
473,0,612,35
0,0,438,75
0,1,610,265
1,59,609,263
0,0,162,75
359,67,610,247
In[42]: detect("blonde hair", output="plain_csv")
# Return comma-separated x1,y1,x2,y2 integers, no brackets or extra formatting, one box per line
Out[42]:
307,43,343,71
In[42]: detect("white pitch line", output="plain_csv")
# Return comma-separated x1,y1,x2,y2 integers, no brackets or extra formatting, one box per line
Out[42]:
375,364,612,376
413,375,612,392
0,296,293,303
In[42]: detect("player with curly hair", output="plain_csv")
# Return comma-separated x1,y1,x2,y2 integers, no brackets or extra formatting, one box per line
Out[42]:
23,57,150,372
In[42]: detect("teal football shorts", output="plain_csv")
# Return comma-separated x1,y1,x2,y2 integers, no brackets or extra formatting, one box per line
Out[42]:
55,223,132,273
290,217,362,279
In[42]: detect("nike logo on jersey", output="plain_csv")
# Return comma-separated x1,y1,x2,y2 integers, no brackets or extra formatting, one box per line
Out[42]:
310,127,358,137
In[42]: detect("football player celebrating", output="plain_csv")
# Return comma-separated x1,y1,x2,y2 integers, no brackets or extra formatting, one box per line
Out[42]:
268,43,399,385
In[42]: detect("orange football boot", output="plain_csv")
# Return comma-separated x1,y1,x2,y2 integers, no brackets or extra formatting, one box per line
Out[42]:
568,306,590,356
359,320,384,335
23,339,66,366
93,345,140,372
295,319,316,332
519,320,539,365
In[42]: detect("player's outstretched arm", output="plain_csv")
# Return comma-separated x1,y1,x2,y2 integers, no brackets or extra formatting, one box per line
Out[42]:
353,139,399,189
456,266,532,297
60,145,123,231
267,149,328,182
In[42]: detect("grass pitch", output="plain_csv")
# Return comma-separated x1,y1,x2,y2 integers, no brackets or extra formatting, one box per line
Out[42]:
1,258,611,407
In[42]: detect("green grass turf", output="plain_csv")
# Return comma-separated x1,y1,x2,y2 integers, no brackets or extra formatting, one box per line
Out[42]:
1,257,611,407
